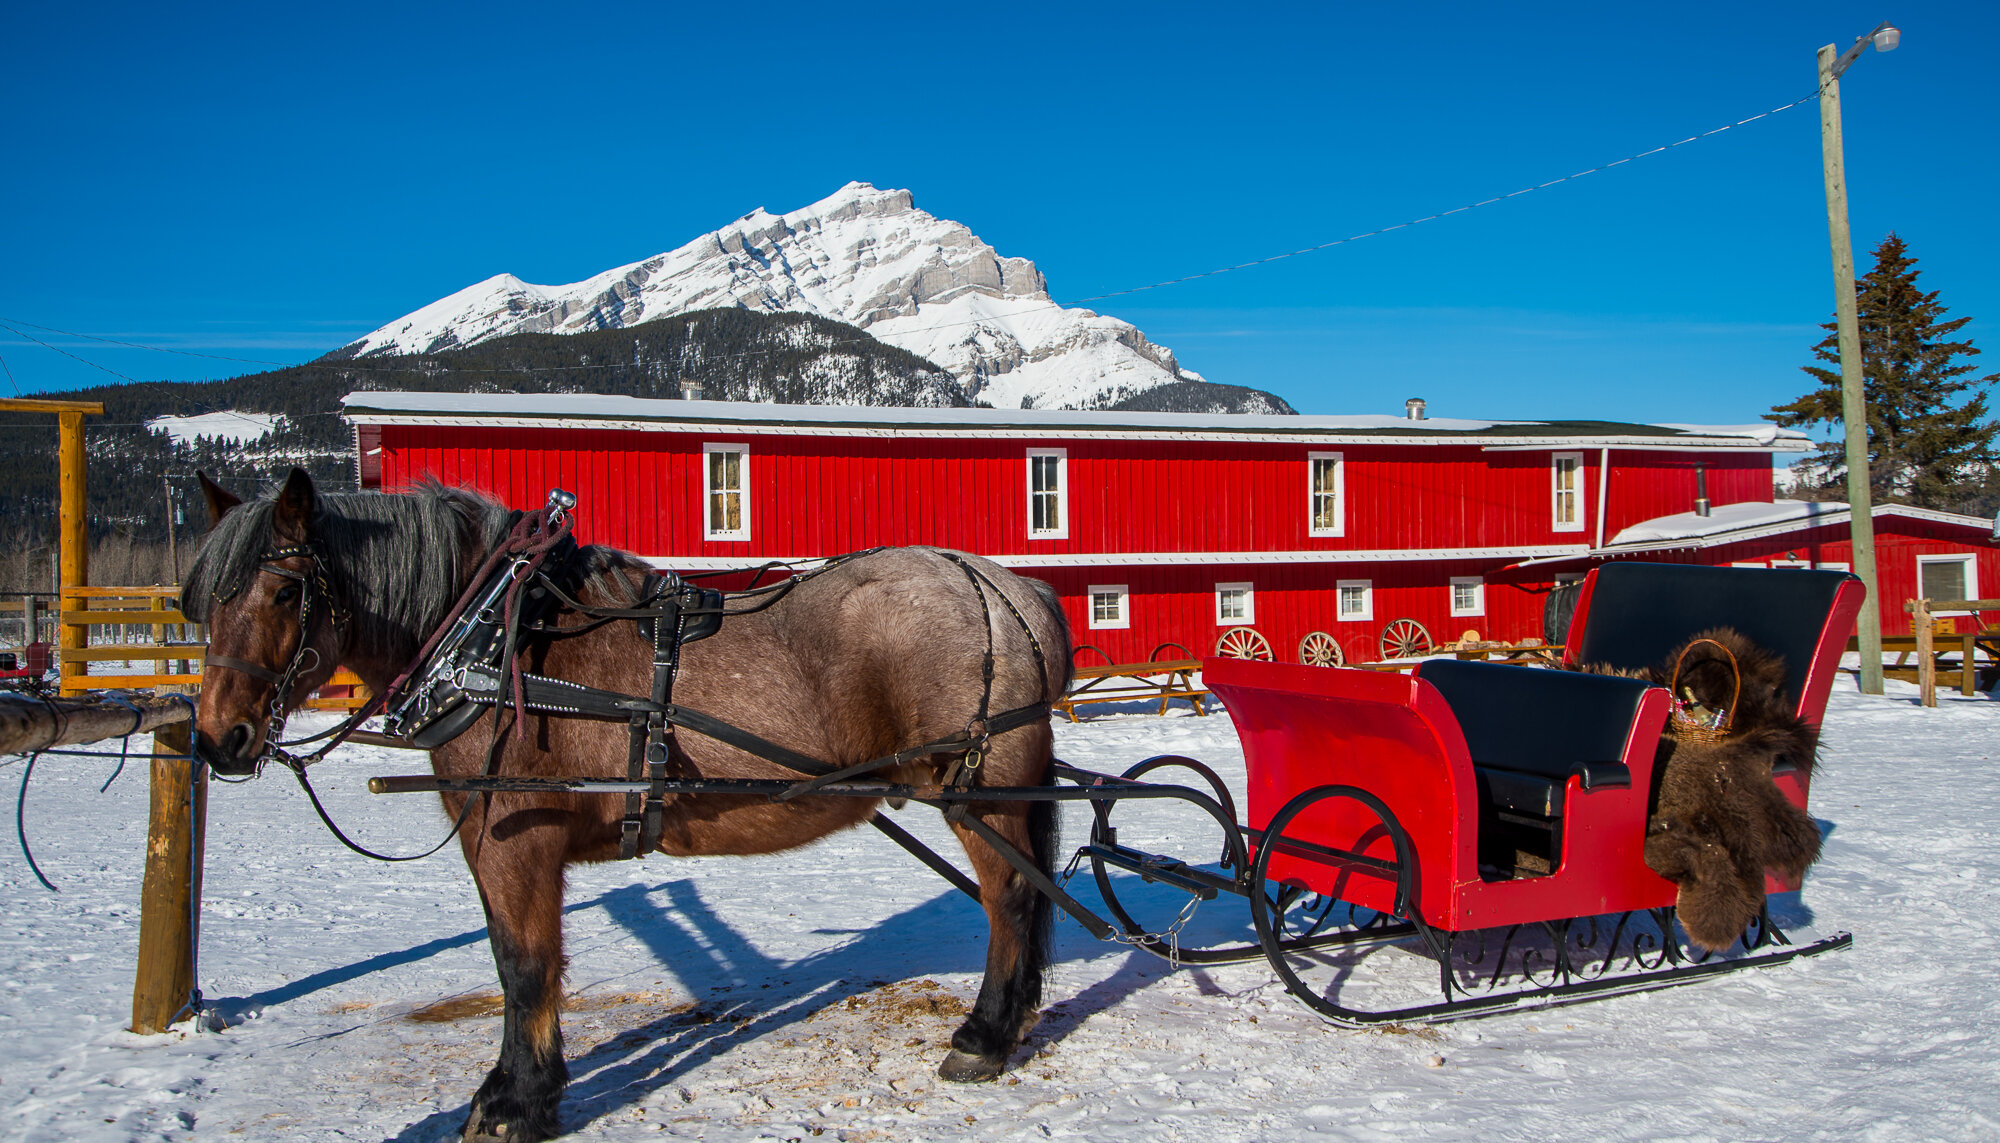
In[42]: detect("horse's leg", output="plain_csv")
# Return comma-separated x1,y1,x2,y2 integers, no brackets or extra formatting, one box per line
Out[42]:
938,796,1058,1082
460,813,571,1143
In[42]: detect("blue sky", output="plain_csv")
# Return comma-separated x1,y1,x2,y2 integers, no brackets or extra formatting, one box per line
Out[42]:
4,1,1994,434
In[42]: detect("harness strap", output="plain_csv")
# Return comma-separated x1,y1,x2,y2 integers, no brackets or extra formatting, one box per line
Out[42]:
772,702,1052,802
205,654,286,686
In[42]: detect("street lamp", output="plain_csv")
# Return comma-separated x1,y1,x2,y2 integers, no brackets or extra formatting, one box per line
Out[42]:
1818,20,1899,695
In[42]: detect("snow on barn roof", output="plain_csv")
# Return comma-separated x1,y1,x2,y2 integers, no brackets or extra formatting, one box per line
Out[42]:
1603,499,1998,550
339,391,1810,450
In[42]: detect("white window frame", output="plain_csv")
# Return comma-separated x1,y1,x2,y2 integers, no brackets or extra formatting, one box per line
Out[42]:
1087,584,1129,630
1551,452,1584,533
702,442,749,540
1769,559,1812,569
1308,451,1345,538
1816,562,1852,572
1917,553,1978,612
1027,448,1067,539
1215,582,1254,626
1449,576,1485,618
1336,579,1373,622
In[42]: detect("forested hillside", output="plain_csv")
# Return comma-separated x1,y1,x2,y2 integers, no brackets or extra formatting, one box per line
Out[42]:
0,307,1291,590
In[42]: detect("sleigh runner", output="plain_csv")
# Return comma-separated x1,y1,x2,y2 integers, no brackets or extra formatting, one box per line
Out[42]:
184,473,1861,1143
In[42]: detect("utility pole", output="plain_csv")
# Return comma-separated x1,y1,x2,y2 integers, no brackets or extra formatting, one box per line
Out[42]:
163,476,178,583
1817,21,1899,695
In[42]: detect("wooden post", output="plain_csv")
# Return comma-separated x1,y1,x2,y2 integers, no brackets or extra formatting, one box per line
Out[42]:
1909,597,1935,708
1820,43,1884,696
131,721,206,1034
58,410,88,691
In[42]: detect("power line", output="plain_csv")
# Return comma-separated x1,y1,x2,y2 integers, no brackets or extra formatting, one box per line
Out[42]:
1,87,1824,388
1063,89,1821,305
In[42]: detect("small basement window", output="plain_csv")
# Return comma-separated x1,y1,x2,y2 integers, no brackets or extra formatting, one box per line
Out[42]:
1450,577,1485,617
704,443,748,540
1088,584,1129,630
1337,579,1373,622
1215,582,1254,625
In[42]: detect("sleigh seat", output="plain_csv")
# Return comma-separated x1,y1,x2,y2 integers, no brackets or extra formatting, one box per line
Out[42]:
1413,659,1654,878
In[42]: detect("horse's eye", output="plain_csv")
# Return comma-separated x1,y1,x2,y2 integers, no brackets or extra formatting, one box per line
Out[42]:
275,584,301,605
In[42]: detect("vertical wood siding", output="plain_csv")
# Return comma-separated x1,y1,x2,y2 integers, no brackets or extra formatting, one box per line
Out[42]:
370,421,1986,661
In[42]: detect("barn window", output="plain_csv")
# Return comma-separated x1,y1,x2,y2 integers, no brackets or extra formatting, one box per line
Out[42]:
1918,554,1977,610
703,443,748,540
1308,452,1344,537
1551,452,1584,532
1027,449,1067,538
1337,579,1373,622
1088,584,1129,630
1450,576,1484,617
1215,582,1254,624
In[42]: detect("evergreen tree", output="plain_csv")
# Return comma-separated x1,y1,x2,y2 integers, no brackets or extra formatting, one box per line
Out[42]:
1769,233,1999,511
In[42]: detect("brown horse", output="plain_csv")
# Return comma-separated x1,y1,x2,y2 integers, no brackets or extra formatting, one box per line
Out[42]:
182,469,1071,1142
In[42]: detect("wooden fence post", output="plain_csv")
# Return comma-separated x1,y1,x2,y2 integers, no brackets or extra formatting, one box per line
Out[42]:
131,721,206,1033
1909,598,1936,708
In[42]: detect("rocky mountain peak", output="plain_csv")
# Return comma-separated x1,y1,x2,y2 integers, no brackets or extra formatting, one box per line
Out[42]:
336,184,1224,410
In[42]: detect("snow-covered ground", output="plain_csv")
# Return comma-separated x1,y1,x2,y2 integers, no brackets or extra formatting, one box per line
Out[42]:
145,412,281,446
4,669,1997,1142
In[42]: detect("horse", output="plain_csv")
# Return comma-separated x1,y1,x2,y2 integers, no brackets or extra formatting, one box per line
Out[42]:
181,468,1072,1143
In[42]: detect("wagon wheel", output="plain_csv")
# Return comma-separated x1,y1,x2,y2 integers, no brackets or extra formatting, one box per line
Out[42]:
1072,644,1114,669
1297,631,1344,667
1215,627,1273,661
1149,641,1195,663
1086,756,1260,966
1247,784,1435,1023
1378,618,1433,660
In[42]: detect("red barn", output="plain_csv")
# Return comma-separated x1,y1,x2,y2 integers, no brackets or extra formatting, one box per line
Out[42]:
341,393,1996,661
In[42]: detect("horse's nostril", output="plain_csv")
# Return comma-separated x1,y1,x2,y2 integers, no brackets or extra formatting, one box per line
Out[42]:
223,723,255,760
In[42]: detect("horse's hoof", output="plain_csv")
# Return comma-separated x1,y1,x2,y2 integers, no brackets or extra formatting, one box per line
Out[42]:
937,1049,1005,1083
463,1105,553,1143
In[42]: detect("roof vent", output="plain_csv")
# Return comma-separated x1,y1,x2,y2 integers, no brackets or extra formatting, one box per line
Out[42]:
680,379,705,401
1405,397,1427,421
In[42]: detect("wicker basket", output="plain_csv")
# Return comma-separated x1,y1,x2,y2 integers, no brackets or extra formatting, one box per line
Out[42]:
1668,637,1739,743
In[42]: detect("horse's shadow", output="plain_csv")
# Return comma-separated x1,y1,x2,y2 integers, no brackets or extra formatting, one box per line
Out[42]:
380,874,1161,1142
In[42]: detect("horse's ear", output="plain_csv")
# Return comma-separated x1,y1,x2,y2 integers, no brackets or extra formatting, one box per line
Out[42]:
196,471,242,529
272,467,317,543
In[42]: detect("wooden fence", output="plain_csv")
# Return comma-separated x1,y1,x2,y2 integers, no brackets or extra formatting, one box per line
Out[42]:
54,585,368,707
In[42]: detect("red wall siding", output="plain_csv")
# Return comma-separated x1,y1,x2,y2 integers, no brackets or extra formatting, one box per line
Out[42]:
378,425,1770,560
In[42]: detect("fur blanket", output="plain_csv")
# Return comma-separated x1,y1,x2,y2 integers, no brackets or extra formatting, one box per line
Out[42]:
1575,628,1823,951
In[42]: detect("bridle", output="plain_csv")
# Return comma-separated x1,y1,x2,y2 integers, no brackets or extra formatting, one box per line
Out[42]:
203,541,351,770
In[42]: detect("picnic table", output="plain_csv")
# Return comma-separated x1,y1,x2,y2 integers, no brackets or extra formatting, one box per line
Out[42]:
1058,645,1209,720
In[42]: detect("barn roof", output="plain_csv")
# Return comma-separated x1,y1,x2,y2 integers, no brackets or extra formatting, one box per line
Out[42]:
340,391,1809,450
1508,500,1999,569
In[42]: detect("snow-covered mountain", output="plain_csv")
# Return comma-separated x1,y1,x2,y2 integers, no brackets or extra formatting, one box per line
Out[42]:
335,183,1223,411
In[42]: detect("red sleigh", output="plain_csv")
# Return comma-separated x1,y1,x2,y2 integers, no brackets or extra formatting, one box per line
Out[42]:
1097,562,1864,1022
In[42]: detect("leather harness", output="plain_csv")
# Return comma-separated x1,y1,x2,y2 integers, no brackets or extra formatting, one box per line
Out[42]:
212,492,1054,862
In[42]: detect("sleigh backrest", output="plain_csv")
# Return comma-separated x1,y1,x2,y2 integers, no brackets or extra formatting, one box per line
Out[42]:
1563,562,1865,728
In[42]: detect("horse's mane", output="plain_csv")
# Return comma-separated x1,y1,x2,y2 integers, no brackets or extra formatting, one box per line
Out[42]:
181,481,516,657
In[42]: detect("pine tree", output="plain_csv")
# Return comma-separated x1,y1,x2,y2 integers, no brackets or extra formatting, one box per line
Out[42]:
1769,233,1999,512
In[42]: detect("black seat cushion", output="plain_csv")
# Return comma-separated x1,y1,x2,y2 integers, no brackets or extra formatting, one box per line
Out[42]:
1416,660,1652,820
1570,563,1854,712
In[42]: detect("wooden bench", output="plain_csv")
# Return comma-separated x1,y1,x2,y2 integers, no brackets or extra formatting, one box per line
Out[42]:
1057,654,1209,721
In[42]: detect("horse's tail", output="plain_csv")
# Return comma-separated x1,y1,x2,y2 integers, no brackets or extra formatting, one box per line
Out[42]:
1024,575,1074,702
